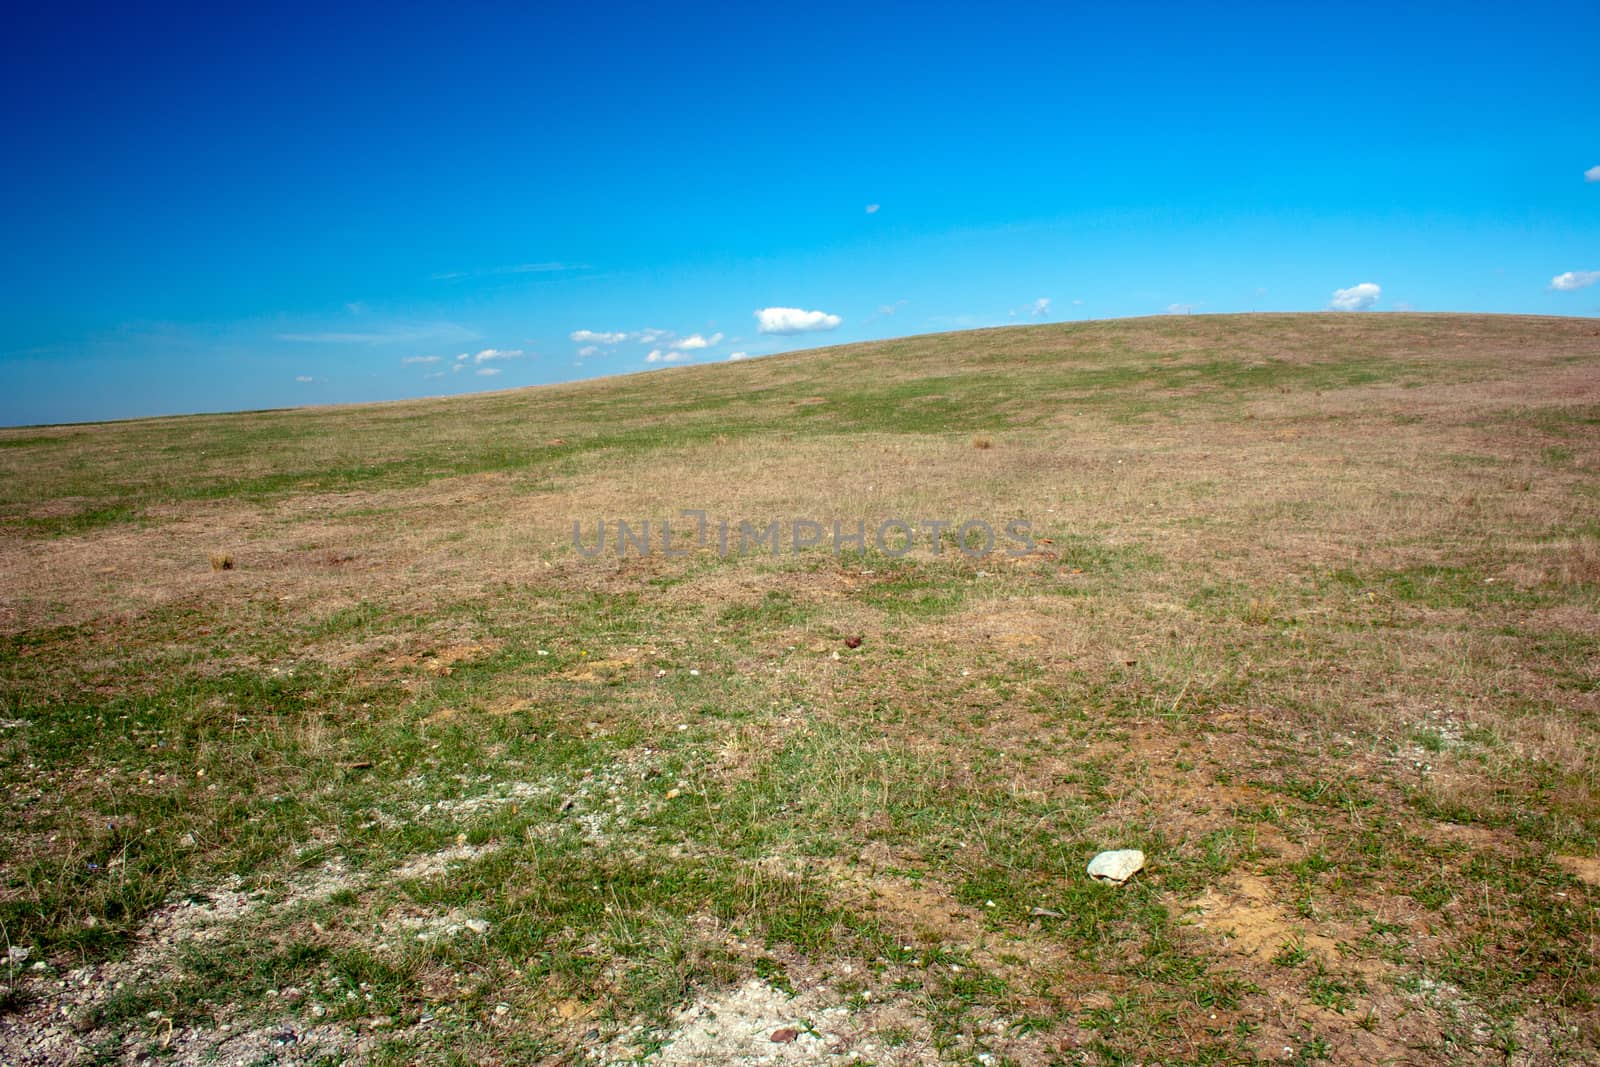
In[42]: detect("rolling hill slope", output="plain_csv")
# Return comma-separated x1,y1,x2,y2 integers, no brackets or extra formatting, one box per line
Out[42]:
2,313,1598,1065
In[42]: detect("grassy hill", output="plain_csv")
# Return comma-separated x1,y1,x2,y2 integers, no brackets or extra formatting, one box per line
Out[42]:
2,313,1598,1064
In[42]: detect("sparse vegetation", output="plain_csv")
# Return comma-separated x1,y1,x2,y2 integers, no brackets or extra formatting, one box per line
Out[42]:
1,313,1598,1064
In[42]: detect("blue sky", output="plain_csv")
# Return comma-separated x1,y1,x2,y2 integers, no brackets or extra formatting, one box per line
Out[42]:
2,2,1597,426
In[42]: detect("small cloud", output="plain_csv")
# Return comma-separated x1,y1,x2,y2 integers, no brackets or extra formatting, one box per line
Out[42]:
294,375,314,383
424,371,445,380
1586,165,1600,183
634,328,672,345
475,367,502,376
1166,303,1196,315
877,299,907,316
402,355,442,365
865,203,880,214
473,348,524,363
1550,270,1600,292
671,332,723,351
1391,300,1415,312
727,351,750,361
576,345,600,358
755,307,842,335
1030,297,1050,318
1329,282,1381,311
645,349,690,364
570,329,627,344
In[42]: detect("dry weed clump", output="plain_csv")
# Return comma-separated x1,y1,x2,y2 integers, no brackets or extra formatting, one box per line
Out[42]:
971,434,993,450
208,551,235,572
1555,536,1600,588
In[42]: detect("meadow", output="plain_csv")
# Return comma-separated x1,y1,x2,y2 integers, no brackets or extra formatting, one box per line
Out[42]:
1,313,1597,1065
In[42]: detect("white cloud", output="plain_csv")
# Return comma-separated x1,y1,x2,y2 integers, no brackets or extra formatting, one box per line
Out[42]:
1329,282,1381,311
402,355,441,365
570,329,627,344
754,307,842,335
671,332,723,350
1550,270,1600,292
877,299,907,316
1586,165,1600,183
473,348,524,362
1030,298,1050,318
475,367,501,376
645,349,690,364
294,375,314,383
1166,303,1195,315
576,345,600,358
634,328,672,345
727,351,750,361
865,203,880,214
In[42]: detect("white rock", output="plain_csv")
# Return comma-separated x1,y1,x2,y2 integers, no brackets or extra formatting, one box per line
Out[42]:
1086,849,1145,884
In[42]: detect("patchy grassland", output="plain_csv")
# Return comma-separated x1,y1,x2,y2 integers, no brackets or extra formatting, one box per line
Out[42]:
0,312,1597,1065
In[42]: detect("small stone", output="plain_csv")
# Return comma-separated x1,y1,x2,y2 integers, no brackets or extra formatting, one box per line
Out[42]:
771,1027,800,1043
1086,849,1145,884
464,918,490,934
494,1003,510,1016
